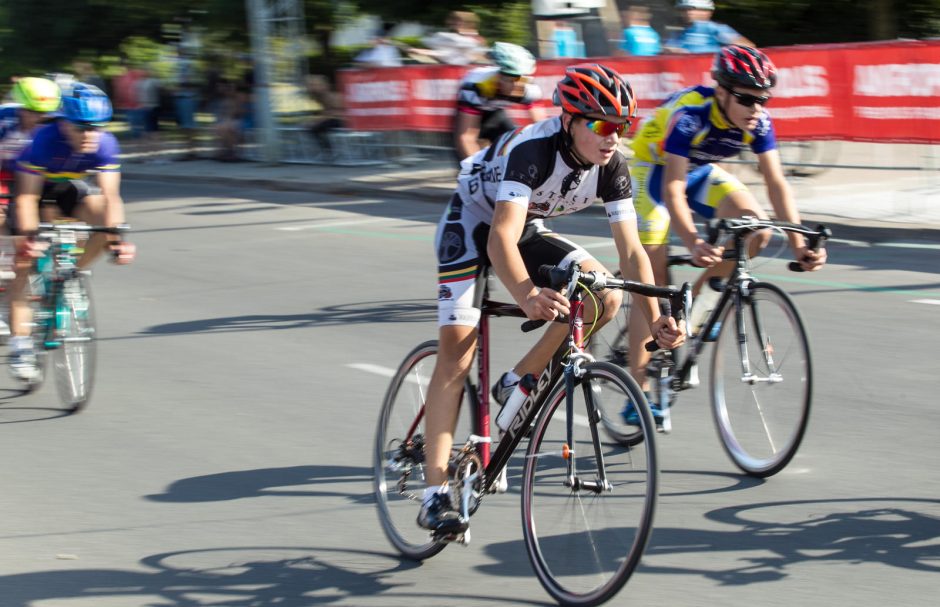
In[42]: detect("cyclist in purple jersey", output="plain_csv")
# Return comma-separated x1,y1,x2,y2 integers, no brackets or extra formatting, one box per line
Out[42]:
8,83,135,381
417,64,685,535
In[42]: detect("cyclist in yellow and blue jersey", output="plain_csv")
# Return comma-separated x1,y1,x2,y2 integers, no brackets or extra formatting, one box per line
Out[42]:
625,45,827,424
8,82,135,381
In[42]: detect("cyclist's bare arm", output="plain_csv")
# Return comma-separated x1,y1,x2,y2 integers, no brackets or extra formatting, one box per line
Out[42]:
97,171,126,227
14,171,43,234
610,219,683,348
488,201,569,321
756,149,826,270
454,111,483,159
663,152,722,266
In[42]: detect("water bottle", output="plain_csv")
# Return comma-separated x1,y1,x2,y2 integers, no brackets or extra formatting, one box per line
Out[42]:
495,373,537,432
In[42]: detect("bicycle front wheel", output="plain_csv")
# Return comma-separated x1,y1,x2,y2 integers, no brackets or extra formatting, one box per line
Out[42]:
710,282,811,477
522,362,657,607
373,340,478,560
53,272,97,412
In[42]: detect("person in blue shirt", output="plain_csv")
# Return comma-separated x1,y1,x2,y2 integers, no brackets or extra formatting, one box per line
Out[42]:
8,83,135,382
663,0,753,55
621,6,661,57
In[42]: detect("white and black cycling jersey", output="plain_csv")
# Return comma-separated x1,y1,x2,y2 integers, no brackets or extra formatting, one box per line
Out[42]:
455,116,636,225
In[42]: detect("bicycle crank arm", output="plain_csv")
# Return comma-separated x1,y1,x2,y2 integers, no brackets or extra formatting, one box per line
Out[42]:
564,476,612,493
741,373,783,384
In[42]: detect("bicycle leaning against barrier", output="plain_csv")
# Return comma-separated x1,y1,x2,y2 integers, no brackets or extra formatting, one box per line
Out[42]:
592,216,831,477
375,262,690,607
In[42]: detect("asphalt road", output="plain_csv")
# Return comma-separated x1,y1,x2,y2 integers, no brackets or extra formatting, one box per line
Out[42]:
0,179,937,607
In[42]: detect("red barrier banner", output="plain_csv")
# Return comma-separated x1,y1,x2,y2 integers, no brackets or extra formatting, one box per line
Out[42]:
338,40,940,143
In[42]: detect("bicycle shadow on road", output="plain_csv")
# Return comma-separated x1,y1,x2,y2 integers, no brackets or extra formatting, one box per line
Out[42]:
136,299,436,337
0,387,75,424
0,545,535,607
649,496,939,585
145,464,374,504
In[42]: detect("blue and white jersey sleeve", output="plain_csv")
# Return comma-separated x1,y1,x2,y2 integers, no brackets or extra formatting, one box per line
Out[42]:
749,113,777,155
663,110,705,158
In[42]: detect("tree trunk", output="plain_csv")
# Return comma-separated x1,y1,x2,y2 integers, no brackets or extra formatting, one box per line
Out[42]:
870,0,897,41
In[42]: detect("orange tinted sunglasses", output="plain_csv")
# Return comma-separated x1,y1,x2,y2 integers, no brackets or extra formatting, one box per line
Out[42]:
584,118,630,137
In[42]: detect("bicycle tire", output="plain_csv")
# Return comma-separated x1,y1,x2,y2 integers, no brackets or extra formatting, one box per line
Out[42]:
52,272,96,413
373,340,479,560
522,361,657,606
710,282,811,477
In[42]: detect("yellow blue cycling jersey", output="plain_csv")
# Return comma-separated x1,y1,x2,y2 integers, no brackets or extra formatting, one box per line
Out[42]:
631,85,776,167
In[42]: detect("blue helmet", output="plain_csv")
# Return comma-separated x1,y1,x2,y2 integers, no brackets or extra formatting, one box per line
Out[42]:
60,82,112,126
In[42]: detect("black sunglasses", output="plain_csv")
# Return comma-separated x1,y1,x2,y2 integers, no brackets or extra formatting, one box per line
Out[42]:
71,122,101,132
723,86,771,108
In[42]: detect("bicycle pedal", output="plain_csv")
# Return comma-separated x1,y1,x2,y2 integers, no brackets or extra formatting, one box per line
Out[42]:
433,529,471,545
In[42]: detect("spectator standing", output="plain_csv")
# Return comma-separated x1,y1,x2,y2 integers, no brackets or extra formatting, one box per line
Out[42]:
553,21,583,58
171,45,200,160
305,74,345,160
663,0,753,54
112,60,143,137
408,11,488,66
621,6,661,56
353,22,404,68
136,67,163,162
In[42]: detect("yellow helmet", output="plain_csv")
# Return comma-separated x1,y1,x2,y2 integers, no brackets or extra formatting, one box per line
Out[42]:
11,77,62,113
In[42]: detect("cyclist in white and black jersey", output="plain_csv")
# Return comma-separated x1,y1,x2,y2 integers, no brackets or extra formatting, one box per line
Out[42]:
453,42,544,164
418,63,685,535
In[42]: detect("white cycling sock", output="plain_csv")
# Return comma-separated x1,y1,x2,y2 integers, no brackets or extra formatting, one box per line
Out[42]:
502,370,520,387
9,335,31,352
422,485,447,504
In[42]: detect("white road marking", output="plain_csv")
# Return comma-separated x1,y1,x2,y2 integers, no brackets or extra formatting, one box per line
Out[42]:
349,363,397,378
277,213,439,231
910,299,940,305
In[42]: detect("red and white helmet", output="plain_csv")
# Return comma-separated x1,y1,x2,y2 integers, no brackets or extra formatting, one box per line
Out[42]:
712,45,778,90
552,63,637,119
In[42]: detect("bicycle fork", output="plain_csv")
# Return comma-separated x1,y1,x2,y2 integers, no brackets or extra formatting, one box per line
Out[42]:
565,354,611,494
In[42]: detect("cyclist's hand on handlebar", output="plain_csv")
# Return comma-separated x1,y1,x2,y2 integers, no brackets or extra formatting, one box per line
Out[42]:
690,238,723,268
794,244,826,272
109,241,136,265
523,287,570,322
651,316,685,350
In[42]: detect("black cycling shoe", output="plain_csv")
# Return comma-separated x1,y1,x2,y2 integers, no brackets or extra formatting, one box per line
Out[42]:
417,492,468,535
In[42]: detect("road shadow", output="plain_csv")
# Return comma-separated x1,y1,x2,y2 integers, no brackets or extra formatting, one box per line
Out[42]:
137,299,435,337
0,387,75,424
145,464,373,504
479,497,940,584
0,545,549,607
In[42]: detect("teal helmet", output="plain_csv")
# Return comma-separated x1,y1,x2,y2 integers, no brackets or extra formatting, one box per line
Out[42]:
489,42,537,77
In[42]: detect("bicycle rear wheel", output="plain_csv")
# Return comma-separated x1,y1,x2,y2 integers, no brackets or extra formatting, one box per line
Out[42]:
522,362,657,606
373,340,479,560
52,272,96,413
710,282,811,477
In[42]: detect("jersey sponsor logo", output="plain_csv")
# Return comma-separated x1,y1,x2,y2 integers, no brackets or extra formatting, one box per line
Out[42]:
438,224,466,264
676,114,702,137
438,284,454,301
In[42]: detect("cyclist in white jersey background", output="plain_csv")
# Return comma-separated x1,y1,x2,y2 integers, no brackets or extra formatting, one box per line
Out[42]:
453,42,544,164
418,63,685,535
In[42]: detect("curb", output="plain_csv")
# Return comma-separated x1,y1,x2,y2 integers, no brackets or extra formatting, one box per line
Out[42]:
123,170,940,241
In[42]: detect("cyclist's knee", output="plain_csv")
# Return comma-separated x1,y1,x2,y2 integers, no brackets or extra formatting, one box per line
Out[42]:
593,289,622,327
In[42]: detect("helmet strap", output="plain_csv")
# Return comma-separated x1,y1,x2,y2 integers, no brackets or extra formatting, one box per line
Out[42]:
562,114,592,168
